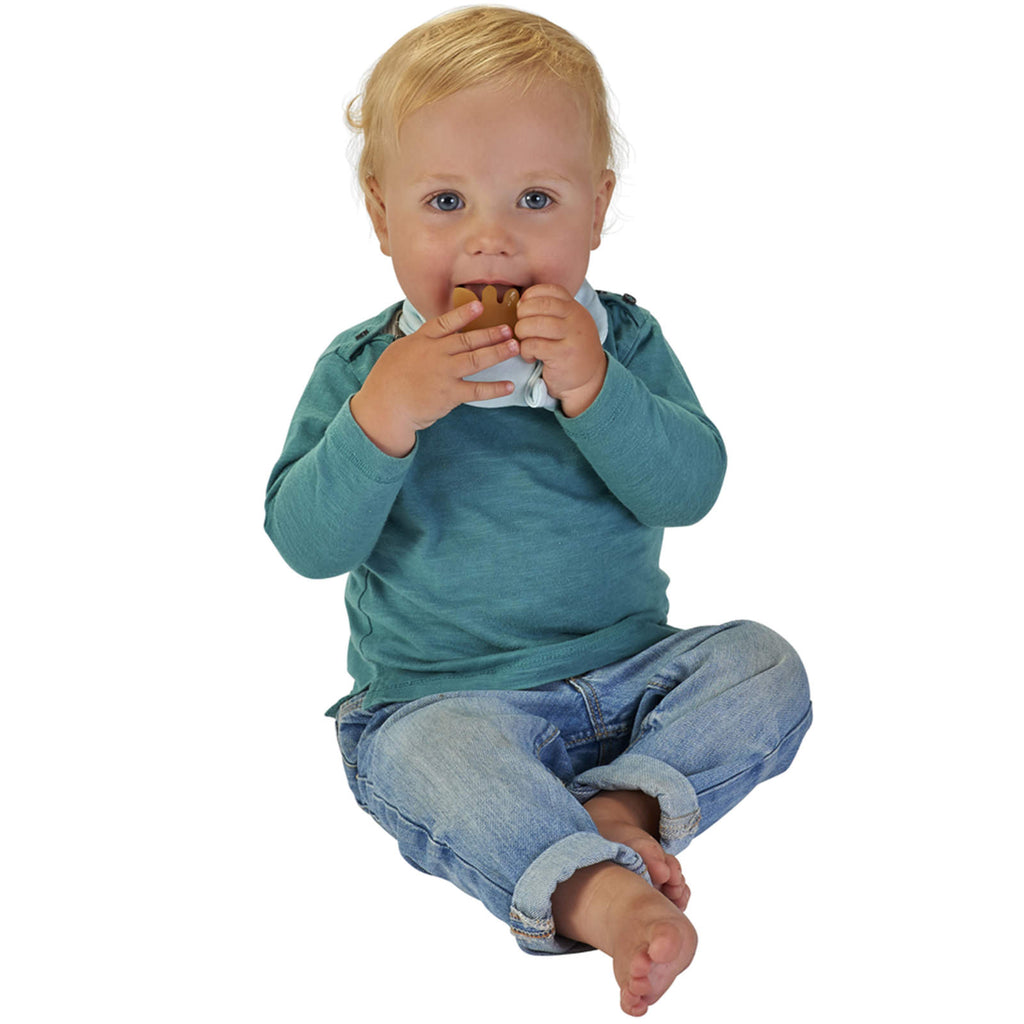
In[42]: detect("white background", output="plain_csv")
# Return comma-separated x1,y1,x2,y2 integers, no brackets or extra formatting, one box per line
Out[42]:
3,1,1020,1020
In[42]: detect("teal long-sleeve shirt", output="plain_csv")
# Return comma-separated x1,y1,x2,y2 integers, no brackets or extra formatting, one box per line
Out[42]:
265,292,726,710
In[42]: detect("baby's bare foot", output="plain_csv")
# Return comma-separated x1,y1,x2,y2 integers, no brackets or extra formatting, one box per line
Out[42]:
552,862,697,1017
616,912,698,1017
585,792,690,910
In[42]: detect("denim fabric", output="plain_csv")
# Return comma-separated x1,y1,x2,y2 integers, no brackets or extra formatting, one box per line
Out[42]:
334,620,811,954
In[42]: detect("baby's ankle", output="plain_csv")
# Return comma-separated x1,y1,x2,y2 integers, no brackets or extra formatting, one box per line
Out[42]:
551,861,635,952
585,790,661,836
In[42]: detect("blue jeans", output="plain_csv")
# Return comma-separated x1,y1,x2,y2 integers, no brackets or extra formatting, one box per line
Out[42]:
334,620,811,954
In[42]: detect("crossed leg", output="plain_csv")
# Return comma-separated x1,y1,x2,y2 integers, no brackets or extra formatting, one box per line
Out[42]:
549,787,698,1015
343,623,810,1016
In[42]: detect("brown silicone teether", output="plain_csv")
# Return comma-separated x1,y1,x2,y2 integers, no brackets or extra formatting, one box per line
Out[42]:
451,285,520,328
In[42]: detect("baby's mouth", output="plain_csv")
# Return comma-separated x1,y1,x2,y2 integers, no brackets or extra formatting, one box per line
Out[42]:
458,282,525,302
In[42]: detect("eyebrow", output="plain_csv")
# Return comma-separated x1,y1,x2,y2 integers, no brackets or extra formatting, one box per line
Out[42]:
412,171,575,188
411,173,467,187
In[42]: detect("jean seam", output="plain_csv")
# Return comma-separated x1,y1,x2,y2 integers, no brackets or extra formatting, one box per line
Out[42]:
567,677,608,737
509,907,556,941
365,785,515,900
660,808,702,842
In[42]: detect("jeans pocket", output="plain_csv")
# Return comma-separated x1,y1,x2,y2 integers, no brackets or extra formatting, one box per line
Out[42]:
334,691,373,806
630,679,672,745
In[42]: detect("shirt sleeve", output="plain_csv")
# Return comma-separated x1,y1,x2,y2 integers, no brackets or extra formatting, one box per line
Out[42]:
556,303,726,527
264,349,414,579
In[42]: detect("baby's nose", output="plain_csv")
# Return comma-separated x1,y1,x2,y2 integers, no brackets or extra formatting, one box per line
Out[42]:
464,212,516,257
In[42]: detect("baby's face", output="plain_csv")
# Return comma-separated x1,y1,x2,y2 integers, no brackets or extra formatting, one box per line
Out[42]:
367,80,615,321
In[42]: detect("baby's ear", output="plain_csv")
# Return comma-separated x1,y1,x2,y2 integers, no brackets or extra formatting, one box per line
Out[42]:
365,177,391,256
590,170,616,250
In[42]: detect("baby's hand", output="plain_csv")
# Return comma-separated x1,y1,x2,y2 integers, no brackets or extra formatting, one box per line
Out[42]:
351,301,519,456
515,284,607,417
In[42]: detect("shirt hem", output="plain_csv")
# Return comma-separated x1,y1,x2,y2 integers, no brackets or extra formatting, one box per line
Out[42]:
325,621,677,715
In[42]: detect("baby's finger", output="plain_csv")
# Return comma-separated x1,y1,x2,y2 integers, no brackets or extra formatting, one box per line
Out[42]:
458,377,516,404
520,282,573,304
425,299,485,339
517,285,572,318
450,321,516,355
454,334,520,378
514,314,564,343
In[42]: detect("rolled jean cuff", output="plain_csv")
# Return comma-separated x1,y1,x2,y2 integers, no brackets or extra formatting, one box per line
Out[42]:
568,753,702,855
509,832,647,955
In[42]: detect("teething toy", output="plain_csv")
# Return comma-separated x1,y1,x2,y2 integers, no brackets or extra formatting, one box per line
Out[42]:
452,283,555,410
451,285,520,328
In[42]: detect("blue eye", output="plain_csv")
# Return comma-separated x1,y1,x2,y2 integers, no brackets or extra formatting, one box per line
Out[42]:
429,192,464,212
519,191,553,210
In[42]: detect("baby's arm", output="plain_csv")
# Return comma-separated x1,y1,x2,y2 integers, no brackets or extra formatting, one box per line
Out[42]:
264,350,406,578
557,302,727,527
265,301,519,577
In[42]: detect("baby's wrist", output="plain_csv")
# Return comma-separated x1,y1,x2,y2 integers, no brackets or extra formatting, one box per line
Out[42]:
350,388,417,457
558,355,607,418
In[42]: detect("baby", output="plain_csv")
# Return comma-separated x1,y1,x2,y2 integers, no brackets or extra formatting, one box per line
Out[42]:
265,7,811,1016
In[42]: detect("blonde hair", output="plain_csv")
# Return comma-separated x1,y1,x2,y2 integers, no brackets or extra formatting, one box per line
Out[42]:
346,6,619,197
